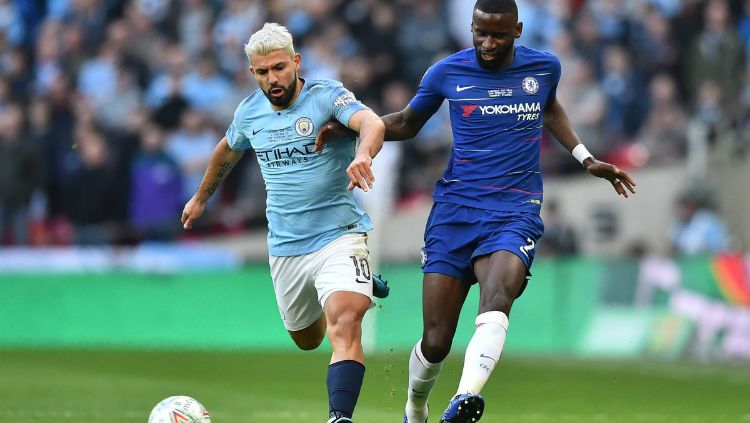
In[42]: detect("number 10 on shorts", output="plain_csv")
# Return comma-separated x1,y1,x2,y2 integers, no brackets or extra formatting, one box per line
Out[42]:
350,255,371,283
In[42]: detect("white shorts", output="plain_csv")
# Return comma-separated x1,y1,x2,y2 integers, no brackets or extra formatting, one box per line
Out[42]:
269,233,374,331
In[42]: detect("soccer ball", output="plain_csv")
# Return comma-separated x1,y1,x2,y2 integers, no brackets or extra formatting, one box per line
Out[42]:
148,395,211,423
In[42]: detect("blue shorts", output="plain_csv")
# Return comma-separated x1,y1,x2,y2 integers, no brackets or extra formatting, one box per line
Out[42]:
421,202,544,284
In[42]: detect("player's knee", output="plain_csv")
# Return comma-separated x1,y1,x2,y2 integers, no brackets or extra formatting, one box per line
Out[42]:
479,287,515,314
421,329,453,362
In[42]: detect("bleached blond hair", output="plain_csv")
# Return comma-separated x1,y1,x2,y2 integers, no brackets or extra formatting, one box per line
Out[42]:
244,23,295,61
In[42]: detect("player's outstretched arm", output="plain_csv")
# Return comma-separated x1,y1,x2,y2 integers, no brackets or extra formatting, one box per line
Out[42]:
314,106,431,153
182,137,244,229
381,105,431,141
344,109,385,192
543,99,636,198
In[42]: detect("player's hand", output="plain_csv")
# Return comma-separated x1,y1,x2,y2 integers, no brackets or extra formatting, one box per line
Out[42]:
347,152,375,192
181,196,207,230
584,158,636,198
313,120,355,154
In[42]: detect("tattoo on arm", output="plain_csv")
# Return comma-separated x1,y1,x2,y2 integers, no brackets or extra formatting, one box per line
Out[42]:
217,162,233,178
204,161,236,197
205,182,220,196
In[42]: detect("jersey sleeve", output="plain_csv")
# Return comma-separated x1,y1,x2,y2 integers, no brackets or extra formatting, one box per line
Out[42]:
225,101,251,151
546,55,562,107
321,82,368,127
408,62,446,116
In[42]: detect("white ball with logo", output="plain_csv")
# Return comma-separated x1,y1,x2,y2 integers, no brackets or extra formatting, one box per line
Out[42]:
148,395,211,423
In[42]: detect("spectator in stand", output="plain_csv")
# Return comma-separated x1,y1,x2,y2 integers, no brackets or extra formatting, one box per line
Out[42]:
601,44,647,142
538,199,580,257
129,124,183,241
629,4,678,78
684,0,745,113
0,104,42,244
62,125,119,245
671,186,730,256
165,107,218,205
638,73,689,163
182,53,232,119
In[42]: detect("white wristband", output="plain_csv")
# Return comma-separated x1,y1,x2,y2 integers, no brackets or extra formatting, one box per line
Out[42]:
572,144,594,164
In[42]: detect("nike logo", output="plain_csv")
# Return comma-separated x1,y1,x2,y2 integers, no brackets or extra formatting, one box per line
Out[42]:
355,278,370,284
480,353,497,363
252,128,264,135
456,85,475,92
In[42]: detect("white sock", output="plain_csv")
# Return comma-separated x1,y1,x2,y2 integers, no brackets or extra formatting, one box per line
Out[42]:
405,340,442,422
456,311,509,396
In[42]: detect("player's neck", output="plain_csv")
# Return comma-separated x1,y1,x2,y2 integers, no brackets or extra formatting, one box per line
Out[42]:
271,77,305,111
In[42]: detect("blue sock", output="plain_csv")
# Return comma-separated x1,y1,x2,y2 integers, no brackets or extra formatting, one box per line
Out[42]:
327,360,365,419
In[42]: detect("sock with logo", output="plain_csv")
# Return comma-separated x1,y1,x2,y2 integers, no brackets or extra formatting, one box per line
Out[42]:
405,340,443,422
455,311,509,395
327,360,365,419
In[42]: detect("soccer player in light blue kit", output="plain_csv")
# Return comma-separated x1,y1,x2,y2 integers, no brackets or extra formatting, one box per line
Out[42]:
181,23,387,423
317,1,637,421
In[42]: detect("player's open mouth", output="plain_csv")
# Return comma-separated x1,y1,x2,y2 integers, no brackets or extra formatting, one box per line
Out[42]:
270,87,285,97
481,51,497,60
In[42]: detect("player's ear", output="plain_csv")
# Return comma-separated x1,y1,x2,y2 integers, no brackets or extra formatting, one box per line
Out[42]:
515,22,523,39
249,66,255,76
293,53,301,70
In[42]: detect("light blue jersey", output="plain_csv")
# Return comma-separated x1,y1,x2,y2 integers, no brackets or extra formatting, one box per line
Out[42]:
226,79,373,256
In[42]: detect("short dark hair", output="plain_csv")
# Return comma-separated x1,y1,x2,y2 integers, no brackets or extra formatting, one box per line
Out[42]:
474,0,518,16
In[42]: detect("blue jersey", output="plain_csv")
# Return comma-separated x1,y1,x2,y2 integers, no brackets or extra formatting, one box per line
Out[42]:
409,46,561,214
226,79,373,256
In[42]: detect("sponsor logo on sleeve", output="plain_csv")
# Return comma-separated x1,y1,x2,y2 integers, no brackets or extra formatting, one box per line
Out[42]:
333,92,357,107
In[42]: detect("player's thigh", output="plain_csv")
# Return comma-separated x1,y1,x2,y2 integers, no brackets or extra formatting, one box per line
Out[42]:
421,202,482,283
314,233,374,310
473,212,543,313
269,254,324,334
474,251,528,315
422,272,471,340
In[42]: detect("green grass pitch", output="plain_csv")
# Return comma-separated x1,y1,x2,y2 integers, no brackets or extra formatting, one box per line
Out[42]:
0,349,747,422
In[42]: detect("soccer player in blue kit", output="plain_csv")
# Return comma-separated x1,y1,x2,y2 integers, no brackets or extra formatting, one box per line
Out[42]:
181,23,389,423
317,0,637,422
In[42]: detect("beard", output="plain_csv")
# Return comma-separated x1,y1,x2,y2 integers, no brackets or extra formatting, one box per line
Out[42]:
475,46,513,71
263,74,298,108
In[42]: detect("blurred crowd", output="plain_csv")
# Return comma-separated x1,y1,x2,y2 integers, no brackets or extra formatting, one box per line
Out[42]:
0,0,749,246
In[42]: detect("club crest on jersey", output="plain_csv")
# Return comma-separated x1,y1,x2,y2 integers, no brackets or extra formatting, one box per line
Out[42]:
522,76,539,94
420,248,428,268
295,117,314,136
